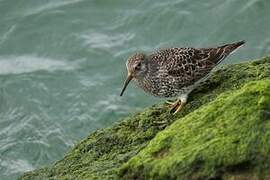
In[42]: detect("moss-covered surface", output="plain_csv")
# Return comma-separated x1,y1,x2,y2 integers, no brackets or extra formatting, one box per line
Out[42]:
20,56,270,180
120,79,270,180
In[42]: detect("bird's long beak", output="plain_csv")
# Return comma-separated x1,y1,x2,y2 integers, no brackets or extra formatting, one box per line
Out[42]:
120,74,133,96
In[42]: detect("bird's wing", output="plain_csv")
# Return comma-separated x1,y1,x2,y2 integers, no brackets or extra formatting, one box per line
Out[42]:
169,48,215,85
150,41,245,86
150,47,220,86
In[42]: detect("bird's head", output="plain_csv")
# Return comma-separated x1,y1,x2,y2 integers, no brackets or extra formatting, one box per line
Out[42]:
120,53,148,96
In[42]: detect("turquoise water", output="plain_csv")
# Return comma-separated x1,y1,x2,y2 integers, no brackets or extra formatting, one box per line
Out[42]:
0,0,269,179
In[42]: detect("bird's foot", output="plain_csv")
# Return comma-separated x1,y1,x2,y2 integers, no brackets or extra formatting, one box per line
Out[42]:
165,99,181,109
165,99,186,114
172,102,186,115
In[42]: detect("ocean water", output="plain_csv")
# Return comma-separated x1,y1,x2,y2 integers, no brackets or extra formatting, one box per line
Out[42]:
0,0,269,179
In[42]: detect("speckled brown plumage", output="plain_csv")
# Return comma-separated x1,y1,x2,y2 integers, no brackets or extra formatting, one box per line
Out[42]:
120,41,245,114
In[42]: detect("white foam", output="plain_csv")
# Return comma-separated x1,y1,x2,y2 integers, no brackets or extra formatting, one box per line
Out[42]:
0,25,16,46
79,32,135,49
0,55,77,75
23,0,84,16
1,159,34,175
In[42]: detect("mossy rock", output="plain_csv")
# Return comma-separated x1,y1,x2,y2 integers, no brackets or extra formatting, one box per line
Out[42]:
20,56,270,180
120,79,270,180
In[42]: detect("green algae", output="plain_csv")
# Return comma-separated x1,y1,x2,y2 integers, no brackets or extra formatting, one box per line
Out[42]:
20,56,270,180
120,79,270,180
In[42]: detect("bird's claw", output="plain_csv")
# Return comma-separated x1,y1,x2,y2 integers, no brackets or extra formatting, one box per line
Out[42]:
165,100,180,109
165,99,185,114
172,102,185,114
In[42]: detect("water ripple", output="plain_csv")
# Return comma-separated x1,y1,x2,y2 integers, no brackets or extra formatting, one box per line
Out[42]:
23,0,84,17
79,32,135,49
0,55,80,75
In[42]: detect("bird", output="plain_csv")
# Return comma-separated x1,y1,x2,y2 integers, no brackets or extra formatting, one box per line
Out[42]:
120,41,245,114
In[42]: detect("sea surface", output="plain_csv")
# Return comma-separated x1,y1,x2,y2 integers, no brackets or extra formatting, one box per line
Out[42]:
0,0,269,179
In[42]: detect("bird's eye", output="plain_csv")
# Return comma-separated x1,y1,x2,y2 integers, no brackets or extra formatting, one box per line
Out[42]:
135,62,141,70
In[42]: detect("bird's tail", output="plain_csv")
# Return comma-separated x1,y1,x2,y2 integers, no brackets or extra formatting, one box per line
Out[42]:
211,40,245,64
219,40,245,55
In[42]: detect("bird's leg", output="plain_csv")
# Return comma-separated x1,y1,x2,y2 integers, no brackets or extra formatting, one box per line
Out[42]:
171,95,188,115
166,99,181,110
173,101,186,115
